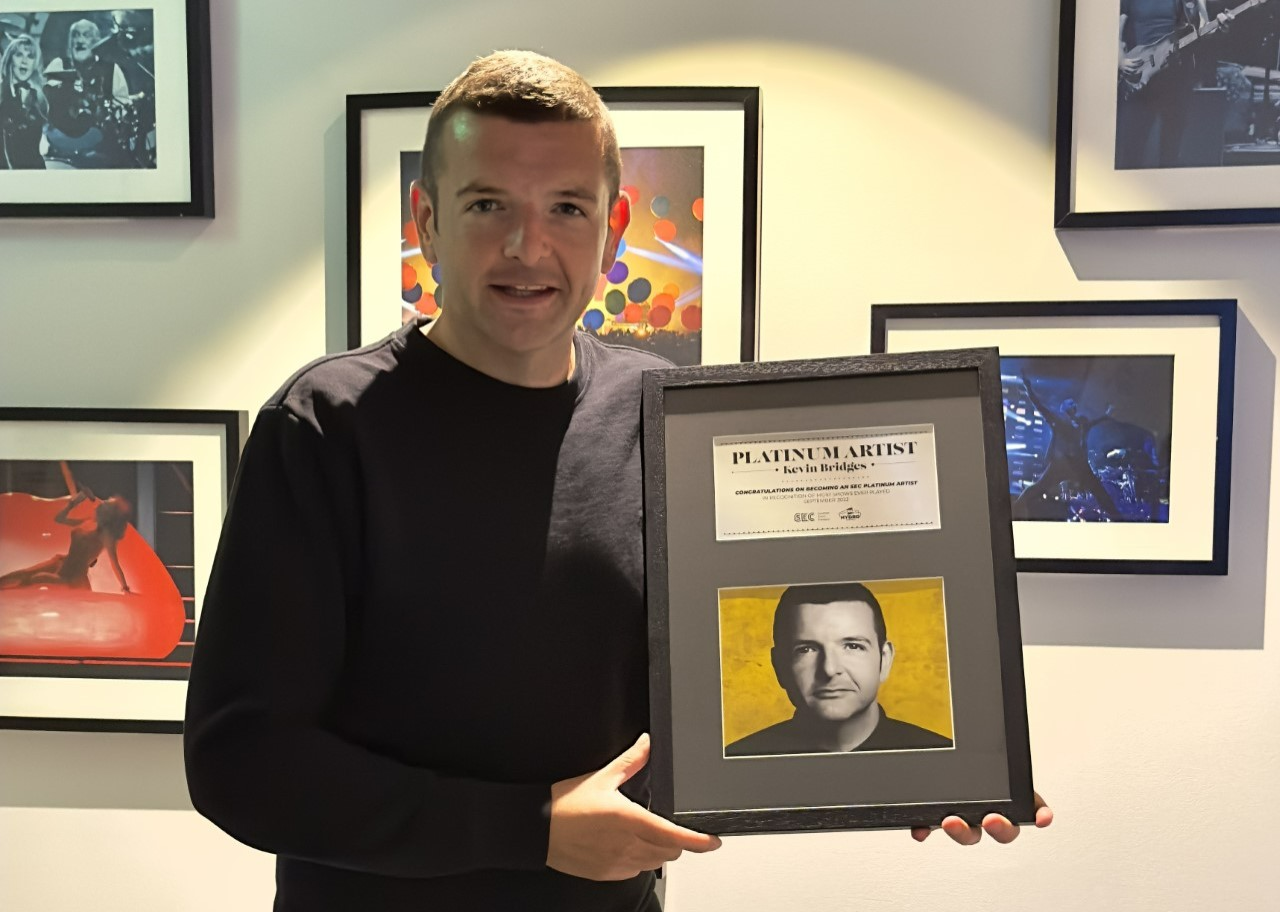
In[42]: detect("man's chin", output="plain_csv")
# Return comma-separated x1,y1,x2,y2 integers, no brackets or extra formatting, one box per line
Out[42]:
806,702,868,723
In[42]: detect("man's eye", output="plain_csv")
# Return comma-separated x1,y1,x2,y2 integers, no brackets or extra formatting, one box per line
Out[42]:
793,645,815,656
554,202,586,216
468,199,500,213
842,642,867,651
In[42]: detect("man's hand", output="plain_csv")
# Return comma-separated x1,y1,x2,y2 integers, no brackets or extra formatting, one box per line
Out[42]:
910,792,1053,845
547,733,722,881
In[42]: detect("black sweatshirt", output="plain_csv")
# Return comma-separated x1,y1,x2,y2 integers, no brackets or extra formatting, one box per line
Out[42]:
184,323,668,910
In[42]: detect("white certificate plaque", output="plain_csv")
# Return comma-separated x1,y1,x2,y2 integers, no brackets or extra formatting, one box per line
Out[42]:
712,424,941,541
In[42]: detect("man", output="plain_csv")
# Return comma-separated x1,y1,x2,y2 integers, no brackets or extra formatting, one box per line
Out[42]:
1013,374,1120,521
185,51,1048,911
727,582,951,757
43,18,132,168
1117,0,1212,168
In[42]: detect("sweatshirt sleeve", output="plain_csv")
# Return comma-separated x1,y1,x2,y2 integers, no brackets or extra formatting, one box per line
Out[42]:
183,404,552,877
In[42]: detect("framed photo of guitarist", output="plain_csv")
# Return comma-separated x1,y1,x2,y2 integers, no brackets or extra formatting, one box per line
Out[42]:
0,1,212,217
1056,0,1280,226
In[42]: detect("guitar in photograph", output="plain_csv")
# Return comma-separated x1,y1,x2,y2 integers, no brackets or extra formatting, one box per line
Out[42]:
1119,0,1275,98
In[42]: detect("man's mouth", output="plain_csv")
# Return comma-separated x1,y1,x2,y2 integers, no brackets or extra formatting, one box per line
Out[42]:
494,284,554,299
813,688,854,698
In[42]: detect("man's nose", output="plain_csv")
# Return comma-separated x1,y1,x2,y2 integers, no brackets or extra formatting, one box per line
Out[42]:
820,648,843,679
504,211,550,264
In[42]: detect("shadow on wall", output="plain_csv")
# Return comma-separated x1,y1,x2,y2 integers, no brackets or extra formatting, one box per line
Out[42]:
1019,309,1272,649
0,728,191,810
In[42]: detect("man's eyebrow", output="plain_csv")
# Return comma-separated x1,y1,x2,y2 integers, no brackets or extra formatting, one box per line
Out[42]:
555,186,599,202
454,182,505,197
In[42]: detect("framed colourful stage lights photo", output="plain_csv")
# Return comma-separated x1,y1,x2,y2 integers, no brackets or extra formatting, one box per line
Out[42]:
871,300,1237,574
0,408,243,731
346,87,761,364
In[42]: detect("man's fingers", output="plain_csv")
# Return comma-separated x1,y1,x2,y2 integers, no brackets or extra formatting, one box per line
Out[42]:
940,815,983,845
1031,791,1053,828
632,831,690,867
634,809,722,853
620,800,721,853
915,794,1051,846
981,813,1020,844
601,733,651,789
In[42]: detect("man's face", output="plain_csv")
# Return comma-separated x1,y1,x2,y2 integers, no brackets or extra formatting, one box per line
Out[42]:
69,23,95,62
412,112,626,378
773,600,893,725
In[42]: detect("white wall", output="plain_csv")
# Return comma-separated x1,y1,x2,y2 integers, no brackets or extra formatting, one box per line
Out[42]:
3,1,1279,908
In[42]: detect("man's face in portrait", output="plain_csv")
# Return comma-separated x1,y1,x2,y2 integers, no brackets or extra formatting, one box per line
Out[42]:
69,22,97,63
412,111,626,377
772,600,894,725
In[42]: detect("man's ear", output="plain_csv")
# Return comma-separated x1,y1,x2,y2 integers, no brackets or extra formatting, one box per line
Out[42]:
411,180,438,264
601,193,631,271
770,645,799,707
878,640,895,684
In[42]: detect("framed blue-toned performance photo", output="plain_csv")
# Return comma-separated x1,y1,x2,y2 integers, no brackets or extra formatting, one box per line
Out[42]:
1056,0,1280,226
871,300,1237,575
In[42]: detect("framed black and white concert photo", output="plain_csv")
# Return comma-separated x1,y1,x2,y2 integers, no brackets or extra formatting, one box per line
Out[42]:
346,87,761,364
0,408,243,732
642,349,1035,834
871,300,1237,575
1056,0,1280,227
0,0,213,218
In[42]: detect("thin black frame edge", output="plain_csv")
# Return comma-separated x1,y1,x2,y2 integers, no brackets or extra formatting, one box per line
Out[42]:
0,715,183,735
0,405,244,734
1052,0,1280,229
0,405,243,438
0,0,213,219
640,370,678,821
344,87,762,358
869,298,1238,575
975,349,1036,821
1051,0,1080,230
181,0,215,218
675,796,1035,836
641,349,1035,834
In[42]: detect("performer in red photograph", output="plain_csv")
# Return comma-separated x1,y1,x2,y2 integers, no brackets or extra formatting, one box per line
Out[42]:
0,486,132,593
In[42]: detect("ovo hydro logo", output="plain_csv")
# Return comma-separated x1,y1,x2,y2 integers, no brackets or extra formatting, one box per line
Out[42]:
792,507,861,524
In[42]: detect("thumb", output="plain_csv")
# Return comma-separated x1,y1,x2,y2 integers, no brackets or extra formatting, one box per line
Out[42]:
601,732,651,789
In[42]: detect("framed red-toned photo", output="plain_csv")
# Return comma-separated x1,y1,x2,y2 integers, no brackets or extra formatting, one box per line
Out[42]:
0,408,243,732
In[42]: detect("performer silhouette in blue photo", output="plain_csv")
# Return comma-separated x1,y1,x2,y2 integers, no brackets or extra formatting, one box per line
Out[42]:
1013,374,1121,520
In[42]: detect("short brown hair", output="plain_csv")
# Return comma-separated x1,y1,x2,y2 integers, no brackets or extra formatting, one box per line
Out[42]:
418,50,621,206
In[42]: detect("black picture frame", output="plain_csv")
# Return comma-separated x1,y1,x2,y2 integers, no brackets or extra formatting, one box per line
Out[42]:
871,299,1236,575
0,407,244,732
642,349,1034,834
345,87,760,363
1055,0,1280,227
0,1,214,218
